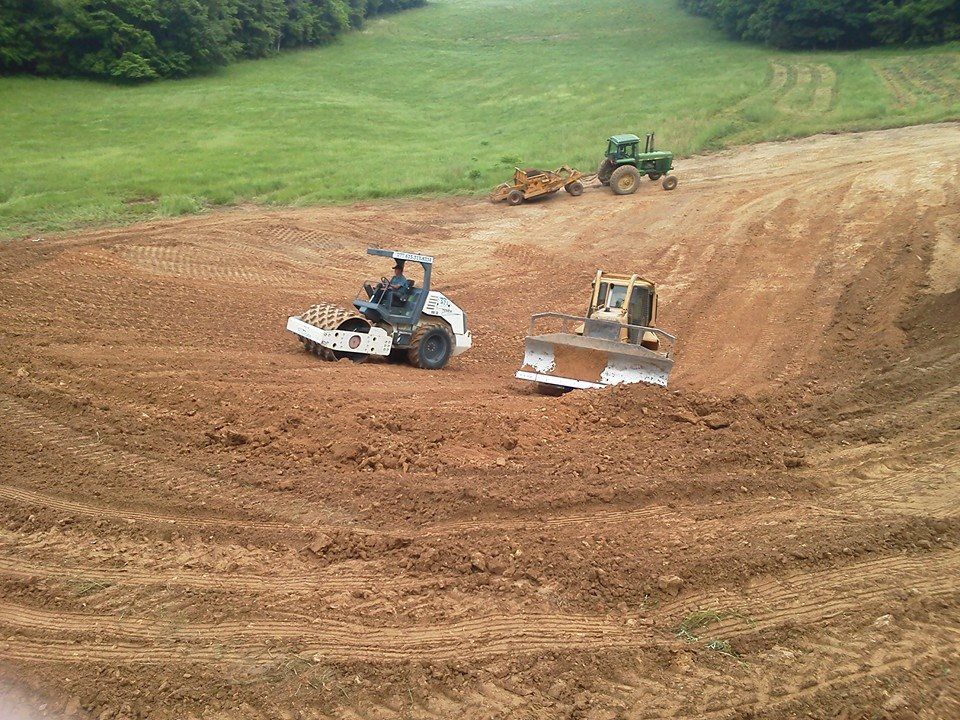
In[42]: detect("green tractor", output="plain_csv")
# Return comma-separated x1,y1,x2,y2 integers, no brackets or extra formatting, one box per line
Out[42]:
597,133,677,195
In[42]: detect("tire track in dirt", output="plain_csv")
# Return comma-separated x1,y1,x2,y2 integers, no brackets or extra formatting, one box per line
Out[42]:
649,633,958,720
0,608,652,664
0,391,834,540
4,551,955,670
658,549,960,639
593,555,960,719
0,556,383,594
419,500,854,536
0,394,355,531
840,451,960,518
421,503,673,534
0,483,303,533
112,243,296,286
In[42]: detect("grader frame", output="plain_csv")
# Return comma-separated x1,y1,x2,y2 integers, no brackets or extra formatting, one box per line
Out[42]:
491,165,585,205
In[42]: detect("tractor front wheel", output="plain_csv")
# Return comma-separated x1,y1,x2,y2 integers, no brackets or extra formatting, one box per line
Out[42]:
648,172,662,181
565,180,584,196
610,165,640,195
662,175,678,191
507,189,524,206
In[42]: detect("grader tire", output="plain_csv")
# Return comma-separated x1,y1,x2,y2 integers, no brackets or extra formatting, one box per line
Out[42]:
407,323,454,370
565,180,584,196
507,189,524,206
610,165,640,195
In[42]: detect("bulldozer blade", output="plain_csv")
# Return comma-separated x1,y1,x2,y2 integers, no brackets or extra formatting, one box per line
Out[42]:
516,333,673,389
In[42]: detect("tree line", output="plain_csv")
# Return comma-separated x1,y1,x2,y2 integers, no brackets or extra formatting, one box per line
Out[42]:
679,0,960,49
0,0,424,81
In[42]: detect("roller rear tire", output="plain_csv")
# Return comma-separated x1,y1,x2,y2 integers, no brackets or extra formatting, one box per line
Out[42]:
408,324,454,370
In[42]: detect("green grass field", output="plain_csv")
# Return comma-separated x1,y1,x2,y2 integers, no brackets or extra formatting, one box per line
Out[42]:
2,0,959,238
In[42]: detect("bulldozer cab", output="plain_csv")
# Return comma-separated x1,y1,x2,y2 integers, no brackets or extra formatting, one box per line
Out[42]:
589,271,657,327
354,249,433,326
589,271,660,348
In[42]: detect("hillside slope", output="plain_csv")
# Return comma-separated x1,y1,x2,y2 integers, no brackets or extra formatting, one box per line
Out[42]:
1,0,959,238
1,123,959,719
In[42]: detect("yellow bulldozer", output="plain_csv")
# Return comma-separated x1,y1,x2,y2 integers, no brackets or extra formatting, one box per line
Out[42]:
516,271,676,392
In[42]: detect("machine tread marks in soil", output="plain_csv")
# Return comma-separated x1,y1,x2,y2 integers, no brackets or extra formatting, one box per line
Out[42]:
287,249,471,370
598,132,677,194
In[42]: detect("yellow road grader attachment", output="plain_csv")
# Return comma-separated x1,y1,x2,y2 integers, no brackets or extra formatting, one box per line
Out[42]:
491,165,585,206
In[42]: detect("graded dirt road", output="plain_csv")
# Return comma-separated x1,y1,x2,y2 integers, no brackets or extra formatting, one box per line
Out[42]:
1,123,959,719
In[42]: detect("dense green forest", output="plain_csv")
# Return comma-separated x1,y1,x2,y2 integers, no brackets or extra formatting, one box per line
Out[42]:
0,0,424,80
679,0,960,49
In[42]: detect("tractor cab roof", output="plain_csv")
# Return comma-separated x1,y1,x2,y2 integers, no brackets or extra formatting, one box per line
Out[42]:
367,248,434,266
609,134,641,145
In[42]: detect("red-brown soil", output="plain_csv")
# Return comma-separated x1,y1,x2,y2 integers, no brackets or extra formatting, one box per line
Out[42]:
1,123,959,719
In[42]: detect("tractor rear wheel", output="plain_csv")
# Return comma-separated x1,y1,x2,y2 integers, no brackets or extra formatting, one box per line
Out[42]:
662,175,678,191
597,159,614,186
565,180,584,196
507,189,524,206
610,165,640,195
648,172,662,181
408,323,454,370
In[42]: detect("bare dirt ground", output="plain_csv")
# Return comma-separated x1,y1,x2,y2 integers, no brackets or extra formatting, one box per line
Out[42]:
1,123,959,720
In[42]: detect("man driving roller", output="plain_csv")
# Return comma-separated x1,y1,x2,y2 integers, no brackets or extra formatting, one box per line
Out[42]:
387,260,410,304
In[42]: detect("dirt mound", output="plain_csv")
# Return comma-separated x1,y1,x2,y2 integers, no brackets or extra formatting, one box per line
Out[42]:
1,123,959,719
